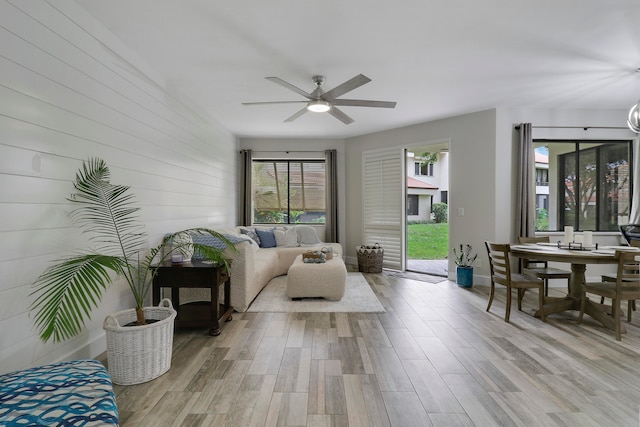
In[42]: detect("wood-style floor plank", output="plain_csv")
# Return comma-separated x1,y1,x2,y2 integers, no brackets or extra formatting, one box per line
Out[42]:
104,271,640,426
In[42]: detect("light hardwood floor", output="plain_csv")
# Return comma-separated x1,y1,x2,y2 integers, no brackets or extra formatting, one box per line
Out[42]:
105,270,640,426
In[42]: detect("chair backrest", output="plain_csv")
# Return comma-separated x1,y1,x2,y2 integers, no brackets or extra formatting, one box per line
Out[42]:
619,224,640,245
518,236,550,244
485,242,511,287
517,236,550,268
614,250,640,288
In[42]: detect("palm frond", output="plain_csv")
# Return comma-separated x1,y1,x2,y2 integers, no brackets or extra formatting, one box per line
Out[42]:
69,158,147,258
30,254,126,342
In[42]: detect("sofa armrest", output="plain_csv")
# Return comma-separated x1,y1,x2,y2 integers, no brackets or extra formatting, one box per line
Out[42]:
225,240,255,290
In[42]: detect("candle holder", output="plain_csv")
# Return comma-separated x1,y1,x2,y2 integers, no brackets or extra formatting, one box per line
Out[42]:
556,241,598,251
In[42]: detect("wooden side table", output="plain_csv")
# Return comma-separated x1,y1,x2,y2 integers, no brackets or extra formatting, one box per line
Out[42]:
152,260,232,336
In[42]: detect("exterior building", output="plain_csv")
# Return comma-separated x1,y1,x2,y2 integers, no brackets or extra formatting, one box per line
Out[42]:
406,151,449,222
535,149,550,217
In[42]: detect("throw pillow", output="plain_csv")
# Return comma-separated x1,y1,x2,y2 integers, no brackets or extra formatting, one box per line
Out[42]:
296,225,322,245
274,227,298,247
255,228,277,248
240,228,260,246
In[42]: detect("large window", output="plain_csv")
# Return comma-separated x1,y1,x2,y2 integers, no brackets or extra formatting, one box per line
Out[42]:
534,140,632,232
252,160,326,224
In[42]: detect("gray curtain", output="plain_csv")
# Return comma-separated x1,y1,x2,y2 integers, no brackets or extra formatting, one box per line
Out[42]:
629,135,640,224
516,123,536,238
240,149,252,226
325,149,339,242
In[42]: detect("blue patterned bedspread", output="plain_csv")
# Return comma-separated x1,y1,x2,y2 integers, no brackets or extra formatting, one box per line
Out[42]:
0,359,119,426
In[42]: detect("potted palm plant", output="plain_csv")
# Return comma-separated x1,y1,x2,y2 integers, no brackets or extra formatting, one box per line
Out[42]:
453,244,477,288
30,158,235,384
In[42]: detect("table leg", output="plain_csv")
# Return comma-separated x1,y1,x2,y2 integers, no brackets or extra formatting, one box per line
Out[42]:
534,262,585,317
534,297,577,318
209,283,221,336
568,263,585,299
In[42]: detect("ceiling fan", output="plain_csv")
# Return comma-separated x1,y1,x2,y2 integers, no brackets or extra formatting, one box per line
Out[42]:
242,74,396,124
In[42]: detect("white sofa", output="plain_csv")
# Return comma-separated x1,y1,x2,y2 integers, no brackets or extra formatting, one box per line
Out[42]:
189,225,342,312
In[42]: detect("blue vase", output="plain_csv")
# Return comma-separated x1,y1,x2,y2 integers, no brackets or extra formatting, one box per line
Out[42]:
456,266,473,288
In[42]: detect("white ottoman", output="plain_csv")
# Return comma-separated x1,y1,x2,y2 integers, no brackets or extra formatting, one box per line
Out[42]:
287,254,347,301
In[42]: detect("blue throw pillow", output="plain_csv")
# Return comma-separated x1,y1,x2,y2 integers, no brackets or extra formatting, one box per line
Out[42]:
255,228,277,248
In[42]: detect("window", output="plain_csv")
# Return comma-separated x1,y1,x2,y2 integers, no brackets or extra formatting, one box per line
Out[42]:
407,195,419,215
536,168,548,186
440,190,448,205
414,161,433,176
534,140,632,232
252,160,325,224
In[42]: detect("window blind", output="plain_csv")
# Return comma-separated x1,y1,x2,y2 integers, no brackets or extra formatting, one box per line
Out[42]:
362,148,405,270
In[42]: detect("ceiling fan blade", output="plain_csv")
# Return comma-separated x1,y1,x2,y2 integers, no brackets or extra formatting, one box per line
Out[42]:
322,74,371,101
328,106,354,125
242,101,307,106
266,77,313,99
333,99,397,108
284,106,308,122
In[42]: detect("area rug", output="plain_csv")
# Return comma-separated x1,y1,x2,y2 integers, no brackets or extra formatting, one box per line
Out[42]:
247,273,385,313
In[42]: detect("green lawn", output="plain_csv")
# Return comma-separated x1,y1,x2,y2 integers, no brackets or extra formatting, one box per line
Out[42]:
407,223,449,259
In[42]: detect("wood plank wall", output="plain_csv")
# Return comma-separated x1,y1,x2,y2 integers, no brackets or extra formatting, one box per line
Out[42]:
0,0,238,374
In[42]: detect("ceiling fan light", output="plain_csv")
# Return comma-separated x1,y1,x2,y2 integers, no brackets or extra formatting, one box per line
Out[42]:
628,100,640,133
307,100,331,113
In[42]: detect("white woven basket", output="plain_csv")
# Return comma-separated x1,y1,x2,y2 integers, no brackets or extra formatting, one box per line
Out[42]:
103,299,177,385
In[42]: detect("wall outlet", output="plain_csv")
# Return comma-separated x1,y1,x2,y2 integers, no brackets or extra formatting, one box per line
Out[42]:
473,259,482,268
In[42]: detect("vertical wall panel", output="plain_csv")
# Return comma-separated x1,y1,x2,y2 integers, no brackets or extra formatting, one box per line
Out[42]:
0,0,238,373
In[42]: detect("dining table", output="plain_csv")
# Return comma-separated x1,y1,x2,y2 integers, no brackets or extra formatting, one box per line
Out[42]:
510,243,640,333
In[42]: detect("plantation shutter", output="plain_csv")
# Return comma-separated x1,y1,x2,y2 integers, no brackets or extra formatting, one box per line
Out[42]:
362,148,405,270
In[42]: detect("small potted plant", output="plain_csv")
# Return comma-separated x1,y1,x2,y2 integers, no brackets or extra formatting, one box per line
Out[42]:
453,244,477,288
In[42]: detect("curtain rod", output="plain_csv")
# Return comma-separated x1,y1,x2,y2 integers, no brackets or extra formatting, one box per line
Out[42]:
515,125,629,130
239,149,328,153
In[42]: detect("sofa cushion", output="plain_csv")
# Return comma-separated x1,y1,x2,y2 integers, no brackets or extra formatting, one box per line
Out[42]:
274,227,298,247
296,225,322,245
256,228,277,248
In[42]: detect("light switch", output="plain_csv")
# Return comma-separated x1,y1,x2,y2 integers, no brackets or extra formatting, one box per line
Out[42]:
458,208,464,216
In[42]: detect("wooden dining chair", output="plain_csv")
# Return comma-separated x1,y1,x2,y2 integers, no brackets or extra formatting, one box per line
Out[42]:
599,240,640,321
485,241,546,322
518,236,572,296
578,250,640,340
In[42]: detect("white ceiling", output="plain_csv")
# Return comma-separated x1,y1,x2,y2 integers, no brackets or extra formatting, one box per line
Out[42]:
77,0,640,139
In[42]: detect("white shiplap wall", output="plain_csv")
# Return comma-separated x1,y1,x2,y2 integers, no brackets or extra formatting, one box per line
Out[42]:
0,0,238,374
